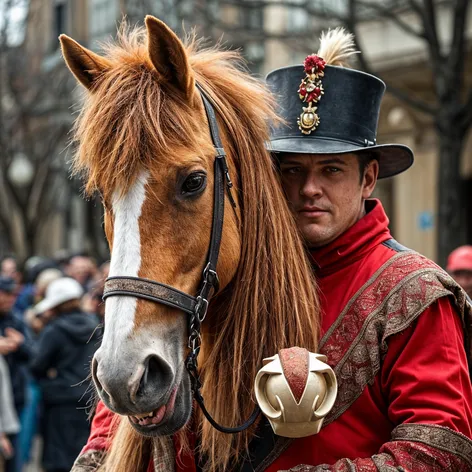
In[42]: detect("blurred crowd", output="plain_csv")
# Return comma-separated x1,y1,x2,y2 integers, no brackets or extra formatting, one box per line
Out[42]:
0,253,107,472
0,245,471,472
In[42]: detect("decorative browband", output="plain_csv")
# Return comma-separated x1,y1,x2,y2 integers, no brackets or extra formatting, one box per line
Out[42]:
297,54,326,135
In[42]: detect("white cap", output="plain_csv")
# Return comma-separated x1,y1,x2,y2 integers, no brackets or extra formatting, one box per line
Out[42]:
34,277,84,314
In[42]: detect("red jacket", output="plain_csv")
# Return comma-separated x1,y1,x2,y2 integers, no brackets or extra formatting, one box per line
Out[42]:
265,199,472,471
74,200,472,471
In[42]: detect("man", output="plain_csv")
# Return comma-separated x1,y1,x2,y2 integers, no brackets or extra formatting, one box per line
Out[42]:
447,245,472,298
64,255,97,291
0,276,33,472
262,30,472,471
30,277,100,472
72,30,472,471
0,257,21,285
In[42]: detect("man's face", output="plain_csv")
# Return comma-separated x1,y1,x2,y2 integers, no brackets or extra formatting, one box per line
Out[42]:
66,256,93,286
280,153,378,248
451,271,472,298
1,258,20,284
0,290,16,314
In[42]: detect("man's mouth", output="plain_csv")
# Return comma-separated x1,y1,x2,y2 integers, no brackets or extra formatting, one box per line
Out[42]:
299,207,328,217
129,386,178,428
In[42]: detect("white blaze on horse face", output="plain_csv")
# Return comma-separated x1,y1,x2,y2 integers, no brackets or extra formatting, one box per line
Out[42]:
102,171,149,350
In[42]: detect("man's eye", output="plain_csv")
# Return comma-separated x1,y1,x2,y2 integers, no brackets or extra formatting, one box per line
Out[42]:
326,167,341,174
282,167,301,174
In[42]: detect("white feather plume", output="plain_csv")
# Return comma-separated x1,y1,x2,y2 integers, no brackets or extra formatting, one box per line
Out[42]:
317,27,359,67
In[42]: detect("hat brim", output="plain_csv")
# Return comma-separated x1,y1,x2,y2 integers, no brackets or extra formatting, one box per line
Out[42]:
34,298,58,315
34,293,81,314
268,138,414,179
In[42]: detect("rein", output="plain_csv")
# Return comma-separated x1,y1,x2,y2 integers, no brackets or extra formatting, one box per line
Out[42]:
103,84,261,434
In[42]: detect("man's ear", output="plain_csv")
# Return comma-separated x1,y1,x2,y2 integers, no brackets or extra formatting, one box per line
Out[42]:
362,159,379,199
60,35,111,90
145,15,195,103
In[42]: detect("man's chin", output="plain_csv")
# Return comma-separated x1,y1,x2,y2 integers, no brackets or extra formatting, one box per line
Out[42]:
301,225,337,249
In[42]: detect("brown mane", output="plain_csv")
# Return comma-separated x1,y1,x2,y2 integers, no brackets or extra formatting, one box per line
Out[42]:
72,25,320,472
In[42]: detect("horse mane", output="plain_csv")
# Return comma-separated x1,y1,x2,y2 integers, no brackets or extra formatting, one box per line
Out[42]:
73,25,321,472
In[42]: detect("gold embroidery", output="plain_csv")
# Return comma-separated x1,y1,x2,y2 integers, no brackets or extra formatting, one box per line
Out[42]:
392,424,472,467
321,252,472,427
71,449,106,471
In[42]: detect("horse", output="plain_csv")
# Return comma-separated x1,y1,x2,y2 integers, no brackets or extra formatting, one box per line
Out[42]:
60,16,321,472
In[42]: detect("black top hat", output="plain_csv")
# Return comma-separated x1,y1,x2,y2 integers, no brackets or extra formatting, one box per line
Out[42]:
266,63,414,179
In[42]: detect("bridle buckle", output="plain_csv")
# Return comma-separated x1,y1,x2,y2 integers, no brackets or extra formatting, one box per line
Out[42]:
195,296,209,322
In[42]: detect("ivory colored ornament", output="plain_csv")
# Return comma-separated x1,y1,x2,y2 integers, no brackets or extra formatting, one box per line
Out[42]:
255,347,337,438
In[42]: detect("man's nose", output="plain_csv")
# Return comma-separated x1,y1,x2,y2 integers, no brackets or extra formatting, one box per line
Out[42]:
300,176,322,198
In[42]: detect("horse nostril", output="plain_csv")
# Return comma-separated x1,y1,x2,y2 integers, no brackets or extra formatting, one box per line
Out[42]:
136,355,172,398
91,357,100,388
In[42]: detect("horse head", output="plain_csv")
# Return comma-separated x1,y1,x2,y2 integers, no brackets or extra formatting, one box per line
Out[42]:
61,16,320,471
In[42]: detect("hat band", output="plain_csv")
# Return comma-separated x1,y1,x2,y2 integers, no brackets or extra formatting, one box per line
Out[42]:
271,134,376,148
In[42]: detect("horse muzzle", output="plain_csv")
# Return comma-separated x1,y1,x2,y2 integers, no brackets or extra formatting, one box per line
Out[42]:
92,346,193,436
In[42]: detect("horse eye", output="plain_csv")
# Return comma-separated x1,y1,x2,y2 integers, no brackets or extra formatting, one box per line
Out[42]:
182,172,206,195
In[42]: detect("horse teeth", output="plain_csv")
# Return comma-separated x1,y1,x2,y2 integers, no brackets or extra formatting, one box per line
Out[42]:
135,411,154,419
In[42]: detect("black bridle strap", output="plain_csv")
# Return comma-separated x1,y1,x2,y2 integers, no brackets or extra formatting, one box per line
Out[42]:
102,84,260,434
104,276,196,314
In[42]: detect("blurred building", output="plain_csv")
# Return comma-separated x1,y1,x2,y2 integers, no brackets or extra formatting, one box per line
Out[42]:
4,0,471,262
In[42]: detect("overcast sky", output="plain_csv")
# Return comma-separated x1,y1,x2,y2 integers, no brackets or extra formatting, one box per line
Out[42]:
0,0,28,45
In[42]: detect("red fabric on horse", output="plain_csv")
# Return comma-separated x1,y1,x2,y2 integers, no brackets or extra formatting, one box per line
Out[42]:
81,400,115,455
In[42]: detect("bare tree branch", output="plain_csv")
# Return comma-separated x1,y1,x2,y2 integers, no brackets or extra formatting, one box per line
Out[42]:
448,0,469,83
345,0,436,115
407,0,424,15
422,0,443,68
356,0,426,38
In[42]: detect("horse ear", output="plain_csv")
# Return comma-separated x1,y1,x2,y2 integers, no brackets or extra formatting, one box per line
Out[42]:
145,16,195,102
59,35,110,90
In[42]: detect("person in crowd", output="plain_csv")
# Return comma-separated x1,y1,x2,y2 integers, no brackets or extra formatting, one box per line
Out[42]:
82,280,104,318
64,255,97,291
24,268,63,335
19,267,63,469
0,353,20,470
0,276,33,472
97,261,110,283
447,245,472,298
0,258,21,286
30,277,100,472
13,257,59,316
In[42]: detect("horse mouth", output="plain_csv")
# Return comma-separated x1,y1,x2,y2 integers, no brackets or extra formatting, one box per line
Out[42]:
127,378,192,436
129,386,178,427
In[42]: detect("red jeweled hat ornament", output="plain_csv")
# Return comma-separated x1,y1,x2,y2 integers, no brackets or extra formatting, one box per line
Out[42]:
296,28,360,136
266,28,415,179
298,54,326,135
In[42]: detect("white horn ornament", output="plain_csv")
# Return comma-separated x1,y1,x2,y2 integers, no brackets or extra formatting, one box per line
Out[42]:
254,347,337,438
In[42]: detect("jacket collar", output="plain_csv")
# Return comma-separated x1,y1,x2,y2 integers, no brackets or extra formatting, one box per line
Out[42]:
310,199,392,276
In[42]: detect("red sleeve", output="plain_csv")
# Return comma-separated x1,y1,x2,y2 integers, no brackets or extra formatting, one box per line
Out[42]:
381,296,472,436
81,400,117,454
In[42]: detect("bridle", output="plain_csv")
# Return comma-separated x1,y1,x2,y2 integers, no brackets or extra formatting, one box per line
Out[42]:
103,84,260,434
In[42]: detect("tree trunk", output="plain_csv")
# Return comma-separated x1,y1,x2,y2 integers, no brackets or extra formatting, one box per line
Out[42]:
436,121,467,267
